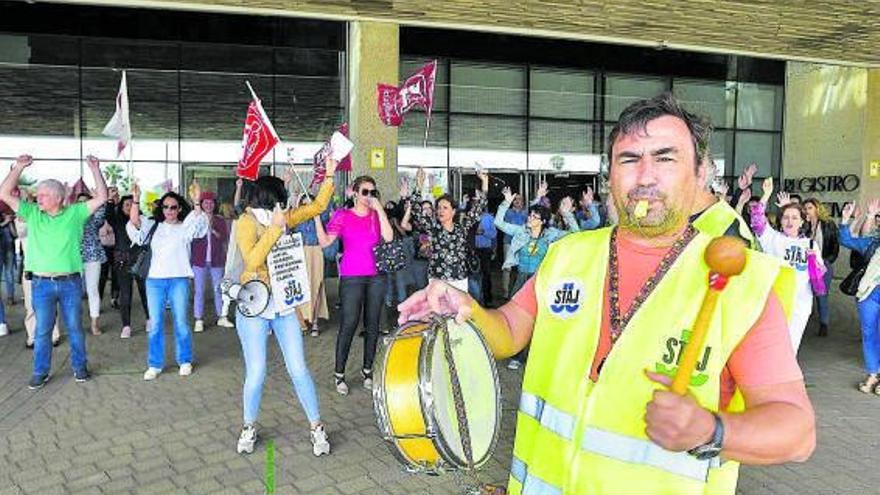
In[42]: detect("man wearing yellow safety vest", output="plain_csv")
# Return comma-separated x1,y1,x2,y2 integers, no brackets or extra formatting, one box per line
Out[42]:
398,93,815,495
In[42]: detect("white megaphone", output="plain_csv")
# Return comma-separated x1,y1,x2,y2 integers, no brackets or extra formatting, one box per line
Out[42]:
221,279,271,318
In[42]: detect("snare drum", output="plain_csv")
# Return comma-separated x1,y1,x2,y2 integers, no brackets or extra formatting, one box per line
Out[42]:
373,316,501,474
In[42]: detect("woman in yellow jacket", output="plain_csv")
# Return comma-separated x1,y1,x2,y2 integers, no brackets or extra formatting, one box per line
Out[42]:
233,159,337,456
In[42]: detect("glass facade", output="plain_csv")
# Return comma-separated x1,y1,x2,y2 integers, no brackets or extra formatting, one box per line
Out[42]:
400,30,785,199
0,7,345,208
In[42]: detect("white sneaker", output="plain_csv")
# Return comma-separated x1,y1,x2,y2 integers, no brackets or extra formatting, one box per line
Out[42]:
335,376,349,396
507,360,522,370
194,320,204,333
0,323,8,337
143,367,162,381
145,319,151,334
310,424,330,456
237,424,257,454
217,317,234,328
362,370,373,390
120,326,131,339
179,363,193,376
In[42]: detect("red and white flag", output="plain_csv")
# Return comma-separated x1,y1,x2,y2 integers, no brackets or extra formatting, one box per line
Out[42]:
309,123,352,191
102,70,131,156
237,85,279,181
377,60,436,127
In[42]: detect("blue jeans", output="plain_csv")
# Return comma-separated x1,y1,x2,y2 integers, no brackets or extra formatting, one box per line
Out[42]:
857,286,880,374
145,278,192,369
236,311,320,424
815,263,834,325
32,275,87,376
0,248,14,299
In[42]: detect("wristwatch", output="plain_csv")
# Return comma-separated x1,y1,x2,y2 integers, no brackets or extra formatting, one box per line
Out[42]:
688,413,724,460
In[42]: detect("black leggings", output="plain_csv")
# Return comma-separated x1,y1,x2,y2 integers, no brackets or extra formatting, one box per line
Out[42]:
335,275,386,376
116,264,148,327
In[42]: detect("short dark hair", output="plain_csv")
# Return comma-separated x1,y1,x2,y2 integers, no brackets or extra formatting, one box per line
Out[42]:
247,176,288,210
152,192,191,222
435,194,458,212
607,92,712,172
352,175,376,194
528,204,551,230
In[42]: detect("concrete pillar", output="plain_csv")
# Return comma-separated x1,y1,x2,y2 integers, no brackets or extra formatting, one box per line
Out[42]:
348,21,399,200
861,70,880,201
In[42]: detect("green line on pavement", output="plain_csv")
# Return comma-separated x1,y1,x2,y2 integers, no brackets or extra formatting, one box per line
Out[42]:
265,438,275,494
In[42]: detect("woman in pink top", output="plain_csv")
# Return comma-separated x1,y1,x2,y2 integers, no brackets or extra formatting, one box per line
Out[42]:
315,175,393,395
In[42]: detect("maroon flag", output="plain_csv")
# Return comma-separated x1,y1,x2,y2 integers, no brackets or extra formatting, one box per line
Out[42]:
309,123,352,191
67,178,88,204
237,96,279,181
377,60,436,127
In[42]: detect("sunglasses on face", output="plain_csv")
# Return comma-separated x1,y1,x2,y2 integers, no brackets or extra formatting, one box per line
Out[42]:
162,204,179,211
359,189,379,198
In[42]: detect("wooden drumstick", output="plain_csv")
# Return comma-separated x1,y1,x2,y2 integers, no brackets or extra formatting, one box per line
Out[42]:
670,236,747,395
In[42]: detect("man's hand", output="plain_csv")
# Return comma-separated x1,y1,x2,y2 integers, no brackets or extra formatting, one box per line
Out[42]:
14,154,33,170
235,178,243,190
399,178,410,199
131,182,141,202
478,169,489,191
841,202,855,224
397,279,476,325
271,203,287,228
416,167,426,189
738,163,758,190
644,371,716,452
761,177,773,198
85,155,100,170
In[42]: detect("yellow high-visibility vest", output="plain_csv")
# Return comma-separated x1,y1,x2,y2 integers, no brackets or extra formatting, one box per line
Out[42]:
507,227,794,495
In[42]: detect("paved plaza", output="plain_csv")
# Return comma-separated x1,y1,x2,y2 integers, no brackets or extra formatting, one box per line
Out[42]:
0,280,875,495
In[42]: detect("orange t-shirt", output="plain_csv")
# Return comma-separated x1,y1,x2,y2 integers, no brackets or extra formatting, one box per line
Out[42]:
510,234,803,408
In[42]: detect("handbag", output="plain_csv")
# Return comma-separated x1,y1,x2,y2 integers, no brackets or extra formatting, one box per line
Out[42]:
807,241,827,296
840,266,866,297
130,221,160,279
373,238,409,274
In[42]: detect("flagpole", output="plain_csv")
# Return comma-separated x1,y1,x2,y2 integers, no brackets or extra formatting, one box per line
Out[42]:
245,80,258,102
284,147,310,198
422,110,432,149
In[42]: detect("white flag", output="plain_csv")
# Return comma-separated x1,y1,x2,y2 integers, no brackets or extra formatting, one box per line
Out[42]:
102,70,131,156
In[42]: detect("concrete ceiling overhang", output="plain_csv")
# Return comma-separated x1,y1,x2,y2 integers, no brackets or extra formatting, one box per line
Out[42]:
42,0,880,67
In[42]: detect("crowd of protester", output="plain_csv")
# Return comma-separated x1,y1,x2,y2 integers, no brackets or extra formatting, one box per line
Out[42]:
1,139,877,456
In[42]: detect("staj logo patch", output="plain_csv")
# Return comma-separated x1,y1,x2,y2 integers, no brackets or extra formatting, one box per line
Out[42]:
284,280,304,306
549,281,583,317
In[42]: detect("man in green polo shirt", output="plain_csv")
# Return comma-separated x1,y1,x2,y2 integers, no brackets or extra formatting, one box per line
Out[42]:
0,154,108,389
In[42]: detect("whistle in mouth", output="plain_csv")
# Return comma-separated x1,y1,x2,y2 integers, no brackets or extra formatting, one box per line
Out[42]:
634,200,649,219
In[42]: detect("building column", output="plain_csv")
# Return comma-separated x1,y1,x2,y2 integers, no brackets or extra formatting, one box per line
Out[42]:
348,21,399,199
862,69,880,201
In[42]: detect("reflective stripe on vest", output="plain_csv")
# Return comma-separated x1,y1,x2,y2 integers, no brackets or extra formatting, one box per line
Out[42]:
520,392,576,441
580,427,722,482
511,456,563,495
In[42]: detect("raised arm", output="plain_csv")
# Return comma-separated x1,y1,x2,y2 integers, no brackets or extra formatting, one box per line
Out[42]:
839,202,875,255
494,187,522,236
237,205,286,274
578,187,600,230
0,155,31,212
128,182,143,230
558,197,581,234
401,202,413,232
84,155,108,214
460,171,489,230
286,159,337,227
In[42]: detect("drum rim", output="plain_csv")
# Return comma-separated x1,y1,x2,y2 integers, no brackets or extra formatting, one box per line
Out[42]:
425,317,502,471
373,319,444,474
